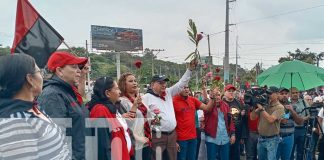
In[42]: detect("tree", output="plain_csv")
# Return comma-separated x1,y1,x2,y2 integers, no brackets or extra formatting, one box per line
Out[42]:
57,47,88,57
278,48,317,64
0,46,10,56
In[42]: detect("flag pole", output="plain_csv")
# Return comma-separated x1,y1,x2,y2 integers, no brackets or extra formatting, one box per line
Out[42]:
62,40,71,50
62,40,80,56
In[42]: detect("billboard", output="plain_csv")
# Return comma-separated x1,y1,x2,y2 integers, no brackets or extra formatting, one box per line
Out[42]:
201,56,212,65
91,25,143,51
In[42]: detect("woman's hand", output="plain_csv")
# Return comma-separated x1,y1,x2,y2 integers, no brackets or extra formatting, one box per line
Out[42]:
137,136,150,144
133,95,142,108
176,143,181,152
230,135,236,144
122,112,135,120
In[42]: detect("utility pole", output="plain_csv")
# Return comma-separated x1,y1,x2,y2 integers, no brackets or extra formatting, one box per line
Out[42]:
224,0,236,83
85,40,91,100
151,49,165,76
235,36,238,86
116,52,121,79
207,34,212,72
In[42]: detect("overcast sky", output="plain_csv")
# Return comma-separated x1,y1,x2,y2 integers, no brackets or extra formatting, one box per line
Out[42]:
1,0,324,69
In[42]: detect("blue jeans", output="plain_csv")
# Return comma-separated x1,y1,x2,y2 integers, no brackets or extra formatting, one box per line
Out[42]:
291,127,306,160
206,142,230,160
177,138,197,160
257,136,281,160
230,137,240,160
246,132,258,160
195,128,201,160
277,134,294,160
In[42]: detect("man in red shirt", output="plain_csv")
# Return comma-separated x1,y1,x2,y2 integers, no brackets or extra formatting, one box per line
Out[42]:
173,85,215,160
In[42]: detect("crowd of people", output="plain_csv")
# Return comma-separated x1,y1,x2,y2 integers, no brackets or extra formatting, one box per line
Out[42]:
0,52,324,160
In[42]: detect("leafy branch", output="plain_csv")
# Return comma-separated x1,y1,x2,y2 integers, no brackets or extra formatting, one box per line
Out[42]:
185,19,203,62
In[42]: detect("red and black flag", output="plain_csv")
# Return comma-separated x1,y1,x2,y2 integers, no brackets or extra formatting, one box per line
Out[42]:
11,0,64,68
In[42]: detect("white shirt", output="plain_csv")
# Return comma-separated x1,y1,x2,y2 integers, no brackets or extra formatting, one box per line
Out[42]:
116,112,132,152
142,69,192,132
318,108,324,130
120,97,147,149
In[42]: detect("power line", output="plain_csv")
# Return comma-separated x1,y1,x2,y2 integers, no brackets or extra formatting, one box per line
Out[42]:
239,42,324,46
236,4,324,25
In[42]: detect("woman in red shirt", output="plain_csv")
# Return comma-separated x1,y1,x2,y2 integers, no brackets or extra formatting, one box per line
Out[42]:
88,77,134,160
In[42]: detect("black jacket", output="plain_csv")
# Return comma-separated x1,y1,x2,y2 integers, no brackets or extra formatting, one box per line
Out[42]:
0,99,34,118
37,75,90,160
223,98,249,139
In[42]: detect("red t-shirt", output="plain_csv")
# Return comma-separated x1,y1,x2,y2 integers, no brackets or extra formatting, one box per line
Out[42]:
248,110,259,132
173,95,202,141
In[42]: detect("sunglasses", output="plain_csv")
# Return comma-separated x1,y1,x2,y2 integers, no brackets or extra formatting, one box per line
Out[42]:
78,64,89,70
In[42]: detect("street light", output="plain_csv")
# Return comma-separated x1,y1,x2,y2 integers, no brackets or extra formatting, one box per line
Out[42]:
150,49,165,76
200,31,225,72
200,32,212,72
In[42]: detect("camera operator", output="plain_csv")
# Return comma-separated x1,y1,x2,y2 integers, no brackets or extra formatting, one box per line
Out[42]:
250,86,285,160
289,87,310,160
277,87,304,160
308,97,322,160
318,107,324,160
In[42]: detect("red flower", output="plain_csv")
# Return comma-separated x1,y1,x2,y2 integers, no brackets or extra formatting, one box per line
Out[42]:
214,76,221,81
215,67,221,73
153,108,160,114
134,60,142,69
196,33,203,42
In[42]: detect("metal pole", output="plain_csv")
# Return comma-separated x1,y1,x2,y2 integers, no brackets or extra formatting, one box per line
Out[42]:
235,36,238,85
152,54,154,76
151,49,165,76
85,40,91,90
207,34,212,73
224,0,235,83
224,0,230,83
116,52,121,79
159,65,161,75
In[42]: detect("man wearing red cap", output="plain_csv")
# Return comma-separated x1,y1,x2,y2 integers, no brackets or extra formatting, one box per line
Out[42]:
37,51,90,160
223,84,248,160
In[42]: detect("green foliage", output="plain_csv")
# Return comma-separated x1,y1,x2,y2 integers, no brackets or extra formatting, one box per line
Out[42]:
278,48,317,64
185,19,202,62
0,46,10,56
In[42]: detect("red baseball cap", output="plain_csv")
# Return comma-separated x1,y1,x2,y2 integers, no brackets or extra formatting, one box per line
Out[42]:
224,84,236,91
47,51,88,72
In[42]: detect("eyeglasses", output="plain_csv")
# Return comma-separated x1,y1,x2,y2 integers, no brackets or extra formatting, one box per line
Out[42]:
306,99,312,101
78,64,89,70
32,70,44,77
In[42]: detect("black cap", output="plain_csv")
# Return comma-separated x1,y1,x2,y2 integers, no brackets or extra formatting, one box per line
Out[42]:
266,86,279,94
279,87,289,93
151,75,170,82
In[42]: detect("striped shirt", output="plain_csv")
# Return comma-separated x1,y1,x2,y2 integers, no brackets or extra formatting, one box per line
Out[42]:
0,111,69,160
279,114,295,134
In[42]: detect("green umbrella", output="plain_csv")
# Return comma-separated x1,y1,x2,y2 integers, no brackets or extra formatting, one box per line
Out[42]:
257,60,324,91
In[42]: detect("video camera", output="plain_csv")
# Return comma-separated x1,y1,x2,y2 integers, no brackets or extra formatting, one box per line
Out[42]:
309,102,323,117
244,88,269,107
